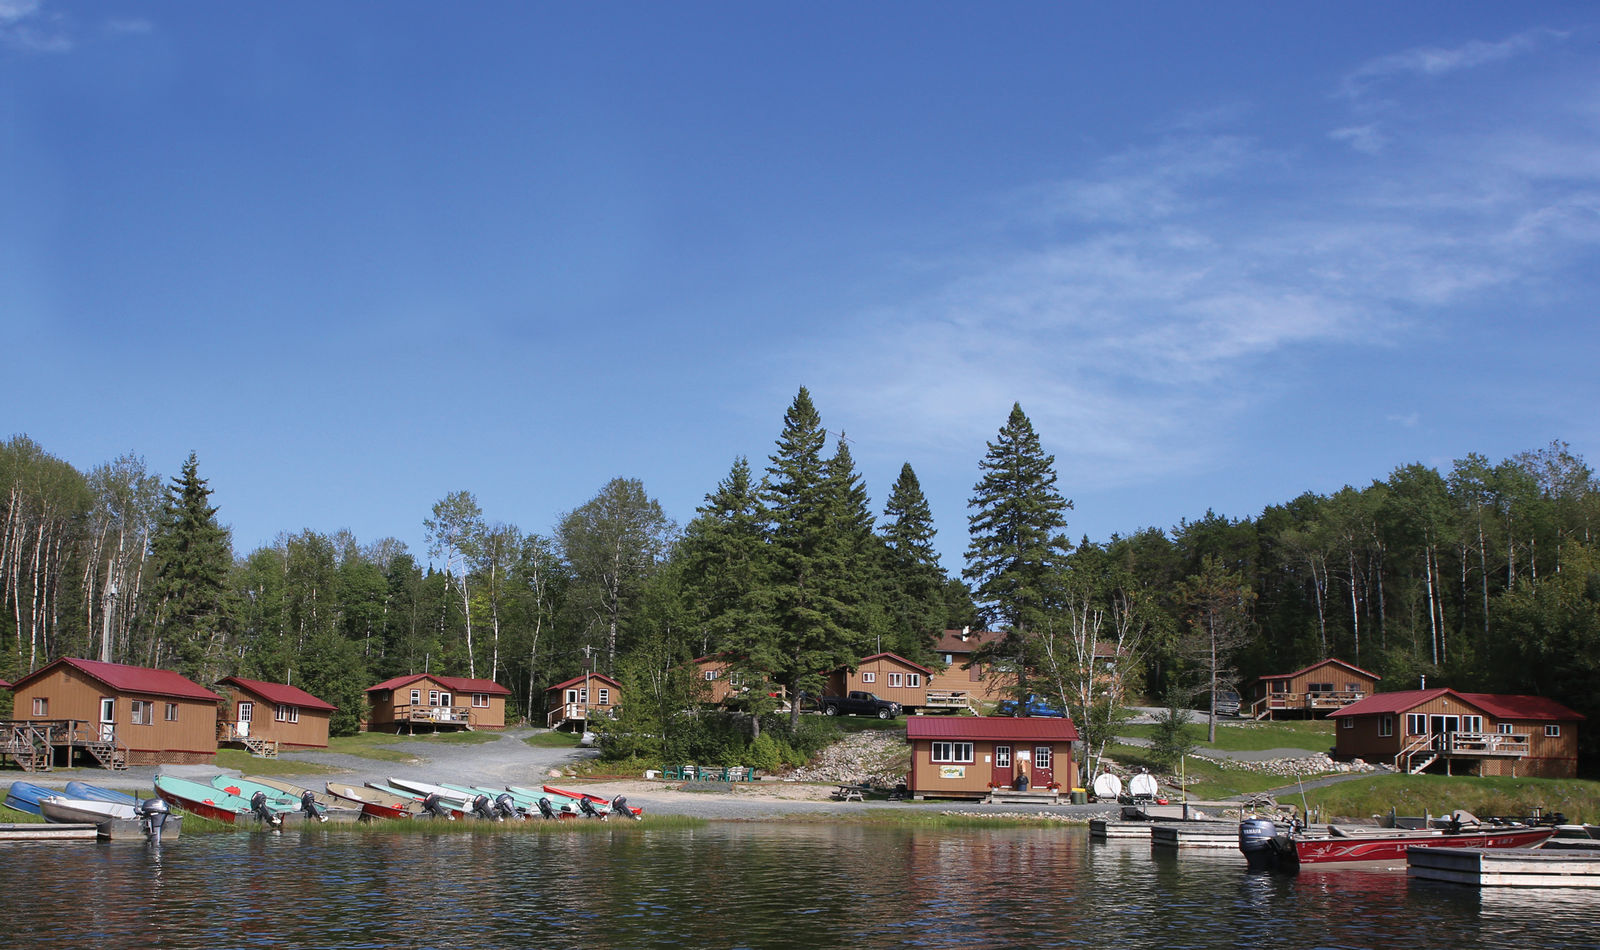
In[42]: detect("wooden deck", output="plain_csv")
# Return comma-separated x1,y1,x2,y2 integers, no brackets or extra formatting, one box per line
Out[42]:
1408,846,1600,888
0,720,130,771
0,822,99,842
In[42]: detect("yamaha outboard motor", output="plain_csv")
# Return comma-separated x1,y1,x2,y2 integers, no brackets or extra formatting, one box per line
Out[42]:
577,797,603,819
471,793,501,821
611,795,641,821
421,792,456,820
300,789,328,823
250,791,283,829
1239,818,1282,871
140,797,171,845
494,793,521,820
536,797,558,820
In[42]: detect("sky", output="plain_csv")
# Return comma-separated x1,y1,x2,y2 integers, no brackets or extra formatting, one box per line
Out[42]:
4,2,1599,574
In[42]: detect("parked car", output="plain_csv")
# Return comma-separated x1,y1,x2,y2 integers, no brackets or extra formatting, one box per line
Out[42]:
993,694,1067,718
1210,689,1242,717
817,691,902,719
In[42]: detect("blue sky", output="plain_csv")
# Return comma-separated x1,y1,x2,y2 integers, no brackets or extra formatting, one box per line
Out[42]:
5,2,1599,572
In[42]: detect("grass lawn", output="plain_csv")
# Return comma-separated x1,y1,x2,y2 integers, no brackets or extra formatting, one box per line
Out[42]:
1099,740,1340,800
318,732,426,764
216,750,347,776
1304,773,1600,824
1118,719,1336,753
523,730,582,749
830,716,911,734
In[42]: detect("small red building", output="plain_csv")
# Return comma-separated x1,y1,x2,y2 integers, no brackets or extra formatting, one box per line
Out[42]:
906,716,1080,800
366,673,512,732
1330,688,1583,778
1244,658,1380,720
215,676,336,751
545,673,623,730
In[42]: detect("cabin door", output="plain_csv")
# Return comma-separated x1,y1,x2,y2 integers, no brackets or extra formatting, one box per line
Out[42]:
99,697,116,741
237,701,253,737
991,745,1014,788
1032,746,1054,787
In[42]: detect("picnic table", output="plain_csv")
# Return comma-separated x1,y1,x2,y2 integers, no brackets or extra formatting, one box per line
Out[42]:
833,784,870,802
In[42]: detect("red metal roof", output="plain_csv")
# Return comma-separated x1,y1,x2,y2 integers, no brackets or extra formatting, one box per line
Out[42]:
934,629,1004,653
907,716,1079,742
218,676,337,711
1329,688,1583,721
0,679,10,689
1252,657,1382,683
854,652,935,675
544,672,623,693
11,657,222,702
367,673,511,696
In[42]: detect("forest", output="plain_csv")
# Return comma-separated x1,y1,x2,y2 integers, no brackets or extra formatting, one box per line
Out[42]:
4,387,1598,770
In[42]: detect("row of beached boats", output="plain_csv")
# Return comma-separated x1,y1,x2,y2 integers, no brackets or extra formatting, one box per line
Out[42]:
6,774,642,838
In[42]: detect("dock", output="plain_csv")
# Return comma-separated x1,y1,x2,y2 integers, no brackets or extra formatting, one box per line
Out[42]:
1090,818,1156,839
1151,820,1241,849
1407,846,1600,888
0,822,99,842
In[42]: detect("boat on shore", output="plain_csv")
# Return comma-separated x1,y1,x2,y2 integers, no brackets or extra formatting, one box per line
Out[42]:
4,780,60,815
538,784,643,819
1240,812,1555,872
64,782,140,806
325,782,416,820
154,775,274,825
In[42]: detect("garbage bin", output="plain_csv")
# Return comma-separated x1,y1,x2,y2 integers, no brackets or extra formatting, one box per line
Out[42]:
1013,773,1029,791
1070,788,1087,805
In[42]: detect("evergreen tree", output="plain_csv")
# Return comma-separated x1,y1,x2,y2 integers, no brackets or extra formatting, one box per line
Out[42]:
678,457,773,656
880,462,947,660
963,403,1072,705
148,452,235,681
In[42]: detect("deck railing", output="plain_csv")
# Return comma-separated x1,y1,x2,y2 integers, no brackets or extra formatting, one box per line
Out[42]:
1440,731,1530,757
393,703,472,724
546,703,617,729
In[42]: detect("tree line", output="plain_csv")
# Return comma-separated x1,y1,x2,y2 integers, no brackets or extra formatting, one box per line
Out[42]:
3,396,1598,769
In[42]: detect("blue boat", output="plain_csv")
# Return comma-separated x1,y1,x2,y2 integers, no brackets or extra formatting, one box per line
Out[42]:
64,781,140,806
4,780,60,815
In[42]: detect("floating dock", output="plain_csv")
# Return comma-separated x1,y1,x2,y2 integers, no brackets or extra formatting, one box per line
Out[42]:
0,822,99,842
1150,820,1241,849
1407,846,1600,888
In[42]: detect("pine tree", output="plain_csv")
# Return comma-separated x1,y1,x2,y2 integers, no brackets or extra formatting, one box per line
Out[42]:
964,403,1072,704
148,452,235,681
880,462,946,660
679,457,773,655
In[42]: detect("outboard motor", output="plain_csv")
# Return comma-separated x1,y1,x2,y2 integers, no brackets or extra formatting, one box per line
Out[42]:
577,797,604,819
1239,818,1282,871
611,795,641,821
536,797,558,820
139,797,171,845
300,790,328,823
471,793,501,821
250,791,283,829
421,792,456,820
494,793,521,820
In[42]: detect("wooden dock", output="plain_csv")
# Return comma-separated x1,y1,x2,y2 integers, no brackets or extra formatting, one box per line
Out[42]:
1407,846,1600,888
1151,820,1241,849
0,822,99,842
1090,819,1155,839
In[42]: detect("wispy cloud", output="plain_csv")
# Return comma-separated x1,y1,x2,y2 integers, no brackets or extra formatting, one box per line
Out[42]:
1339,28,1565,99
0,0,71,52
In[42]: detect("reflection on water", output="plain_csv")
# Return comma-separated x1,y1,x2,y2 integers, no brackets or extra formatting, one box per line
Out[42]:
1,825,1597,949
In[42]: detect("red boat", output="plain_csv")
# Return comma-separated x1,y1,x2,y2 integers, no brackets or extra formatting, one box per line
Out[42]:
543,784,644,818
324,782,416,820
1241,815,1554,871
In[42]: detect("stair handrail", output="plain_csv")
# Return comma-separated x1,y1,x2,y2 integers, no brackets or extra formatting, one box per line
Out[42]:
1394,732,1434,772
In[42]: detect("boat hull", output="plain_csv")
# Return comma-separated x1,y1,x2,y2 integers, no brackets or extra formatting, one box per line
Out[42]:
4,781,59,815
325,782,414,820
1242,821,1555,871
154,775,252,824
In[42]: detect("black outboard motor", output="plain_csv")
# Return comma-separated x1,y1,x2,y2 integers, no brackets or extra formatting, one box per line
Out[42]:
611,795,641,821
577,797,604,819
421,792,456,820
250,791,284,829
139,797,171,845
300,790,328,823
471,793,501,821
494,793,521,820
536,797,558,820
1239,818,1283,871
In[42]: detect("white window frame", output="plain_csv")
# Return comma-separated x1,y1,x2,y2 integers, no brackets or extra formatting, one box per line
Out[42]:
598,688,610,705
704,670,719,681
275,704,299,723
32,697,47,716
429,690,440,706
165,702,179,722
1462,716,1483,733
473,693,490,708
130,700,152,725
862,672,875,683
908,673,922,688
1407,714,1426,736
1033,745,1053,770
1546,724,1561,737
1498,722,1515,735
889,672,903,688
1380,715,1394,738
1341,717,1353,729
410,689,421,705
931,741,974,763
995,745,1011,768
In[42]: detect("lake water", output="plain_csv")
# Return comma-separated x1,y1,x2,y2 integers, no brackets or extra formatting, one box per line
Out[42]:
3,824,1597,949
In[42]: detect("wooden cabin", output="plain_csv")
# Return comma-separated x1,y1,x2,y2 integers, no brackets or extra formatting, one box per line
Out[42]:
926,629,1015,708
692,654,755,706
215,676,335,753
906,716,1080,800
2,657,221,769
366,673,511,733
1330,688,1583,778
545,673,622,730
1244,658,1380,720
824,652,958,713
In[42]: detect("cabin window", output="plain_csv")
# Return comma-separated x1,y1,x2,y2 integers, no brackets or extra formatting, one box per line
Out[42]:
578,688,588,703
410,689,421,705
862,672,875,683
908,673,922,688
1347,682,1361,692
944,654,954,664
473,693,490,707
1462,716,1483,733
275,705,299,723
1380,715,1394,737
1308,682,1334,693
164,703,178,722
1546,725,1561,737
728,673,743,686
130,700,153,725
429,690,440,706
1341,717,1353,729
438,693,452,708
995,745,1011,768
1033,746,1053,770
704,670,719,680
1498,723,1515,735
931,741,974,763
598,688,611,705
32,697,47,716
889,673,903,688
1407,714,1426,736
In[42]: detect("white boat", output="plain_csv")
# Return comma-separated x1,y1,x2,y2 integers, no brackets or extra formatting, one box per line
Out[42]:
39,795,184,840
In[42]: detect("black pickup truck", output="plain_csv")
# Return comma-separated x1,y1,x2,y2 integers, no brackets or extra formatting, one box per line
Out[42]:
818,691,902,719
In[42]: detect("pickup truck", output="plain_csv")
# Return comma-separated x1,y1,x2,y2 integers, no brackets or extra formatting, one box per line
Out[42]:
993,694,1067,718
818,691,902,719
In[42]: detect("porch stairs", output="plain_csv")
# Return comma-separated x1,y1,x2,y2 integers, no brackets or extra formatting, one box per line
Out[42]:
1408,754,1439,774
1396,734,1436,775
242,736,279,758
1,726,50,772
82,738,129,771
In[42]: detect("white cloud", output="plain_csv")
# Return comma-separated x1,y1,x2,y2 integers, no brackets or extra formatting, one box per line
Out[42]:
1339,29,1565,99
1330,125,1386,155
0,0,70,52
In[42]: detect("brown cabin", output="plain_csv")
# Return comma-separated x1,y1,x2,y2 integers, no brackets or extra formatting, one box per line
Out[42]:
1244,658,1380,720
3,657,221,768
926,629,1017,709
545,673,622,730
1330,688,1584,778
366,673,511,733
692,654,756,706
215,676,335,752
906,716,1080,800
825,652,955,712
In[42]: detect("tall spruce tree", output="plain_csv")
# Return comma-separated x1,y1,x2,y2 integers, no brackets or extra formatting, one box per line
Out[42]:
880,462,946,660
679,457,774,655
148,452,235,680
964,403,1072,706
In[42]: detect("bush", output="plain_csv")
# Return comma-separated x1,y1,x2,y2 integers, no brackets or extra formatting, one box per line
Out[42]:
1149,697,1198,771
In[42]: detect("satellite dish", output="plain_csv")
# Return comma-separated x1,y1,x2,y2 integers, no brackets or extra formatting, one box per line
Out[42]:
1129,773,1160,797
1092,773,1123,799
